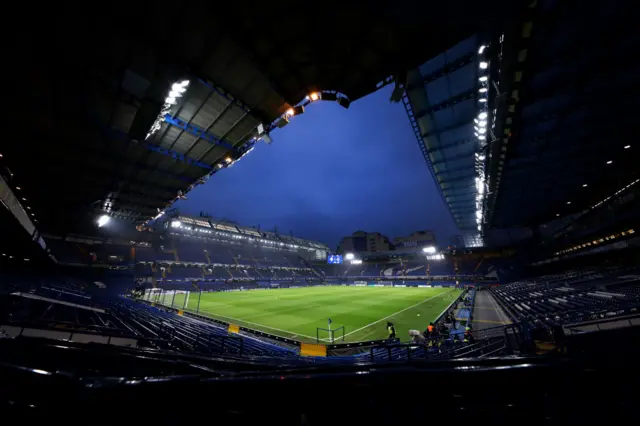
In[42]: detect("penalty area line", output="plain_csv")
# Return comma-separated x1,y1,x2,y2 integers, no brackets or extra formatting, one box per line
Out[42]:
192,309,318,341
321,288,455,341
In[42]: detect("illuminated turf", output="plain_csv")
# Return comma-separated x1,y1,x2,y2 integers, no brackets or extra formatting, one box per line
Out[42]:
168,286,460,342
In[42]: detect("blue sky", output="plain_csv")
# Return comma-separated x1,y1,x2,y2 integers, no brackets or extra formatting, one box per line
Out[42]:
178,86,458,250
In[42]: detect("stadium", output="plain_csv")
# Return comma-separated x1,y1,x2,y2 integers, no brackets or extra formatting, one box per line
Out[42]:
1,1,639,423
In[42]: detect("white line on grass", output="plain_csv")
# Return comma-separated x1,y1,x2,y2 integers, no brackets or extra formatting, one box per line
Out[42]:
193,309,319,340
322,288,455,341
241,302,322,321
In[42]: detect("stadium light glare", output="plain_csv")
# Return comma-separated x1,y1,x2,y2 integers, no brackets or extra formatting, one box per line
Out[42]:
478,88,487,93
165,96,176,104
308,92,320,101
478,45,486,54
478,98,487,103
624,145,631,149
345,253,355,260
171,221,182,228
171,83,187,93
479,155,485,161
478,112,488,119
422,246,436,254
97,215,110,227
606,160,613,164
479,76,488,82
478,135,486,140
583,184,588,187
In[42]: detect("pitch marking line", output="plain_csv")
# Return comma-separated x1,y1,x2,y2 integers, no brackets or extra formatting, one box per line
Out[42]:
321,288,455,341
241,301,322,321
192,309,318,340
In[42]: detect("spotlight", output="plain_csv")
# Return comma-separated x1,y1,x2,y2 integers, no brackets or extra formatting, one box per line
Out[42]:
308,92,320,101
285,105,305,117
97,215,110,227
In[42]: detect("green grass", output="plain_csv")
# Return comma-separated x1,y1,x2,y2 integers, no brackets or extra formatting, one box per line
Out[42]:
164,286,461,343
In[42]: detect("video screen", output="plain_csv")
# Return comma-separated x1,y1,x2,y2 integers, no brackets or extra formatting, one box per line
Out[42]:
327,254,343,264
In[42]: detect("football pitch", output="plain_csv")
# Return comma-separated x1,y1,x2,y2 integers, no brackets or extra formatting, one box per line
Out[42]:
170,286,461,342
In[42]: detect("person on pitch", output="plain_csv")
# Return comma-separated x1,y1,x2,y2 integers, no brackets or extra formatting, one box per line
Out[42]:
387,322,396,339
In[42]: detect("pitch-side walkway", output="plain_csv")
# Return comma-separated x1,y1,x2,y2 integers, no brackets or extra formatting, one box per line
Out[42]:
472,290,511,331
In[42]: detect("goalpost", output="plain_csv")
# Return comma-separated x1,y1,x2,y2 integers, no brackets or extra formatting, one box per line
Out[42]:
316,326,345,343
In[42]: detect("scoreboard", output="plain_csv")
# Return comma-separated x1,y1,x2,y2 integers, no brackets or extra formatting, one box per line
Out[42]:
327,254,343,264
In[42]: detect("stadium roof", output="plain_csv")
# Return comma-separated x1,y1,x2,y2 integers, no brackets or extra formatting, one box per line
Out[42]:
4,2,520,237
484,0,640,229
404,35,486,231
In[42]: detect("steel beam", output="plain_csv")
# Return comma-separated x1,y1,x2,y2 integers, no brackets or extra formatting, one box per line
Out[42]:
434,163,473,175
408,51,475,89
163,114,234,151
431,152,473,166
106,125,212,170
426,137,474,154
416,88,475,118
440,172,476,184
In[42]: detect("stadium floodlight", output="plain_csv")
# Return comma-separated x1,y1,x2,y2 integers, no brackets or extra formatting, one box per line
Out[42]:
478,112,488,120
478,88,487,93
478,45,486,54
478,98,487,103
97,215,110,228
479,61,488,69
422,246,436,254
624,145,631,149
479,76,488,82
345,253,355,260
171,82,187,93
308,92,320,101
171,220,182,228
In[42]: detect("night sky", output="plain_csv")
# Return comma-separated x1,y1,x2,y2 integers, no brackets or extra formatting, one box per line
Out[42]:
177,86,458,250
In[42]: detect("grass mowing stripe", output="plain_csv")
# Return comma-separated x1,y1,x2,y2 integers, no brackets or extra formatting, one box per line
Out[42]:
184,287,461,343
187,307,319,340
324,288,455,341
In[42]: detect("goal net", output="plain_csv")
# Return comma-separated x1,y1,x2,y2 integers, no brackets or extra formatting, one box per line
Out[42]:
316,326,345,343
143,289,190,310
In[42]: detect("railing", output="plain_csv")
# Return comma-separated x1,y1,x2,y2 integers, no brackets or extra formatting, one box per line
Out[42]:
364,323,524,362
